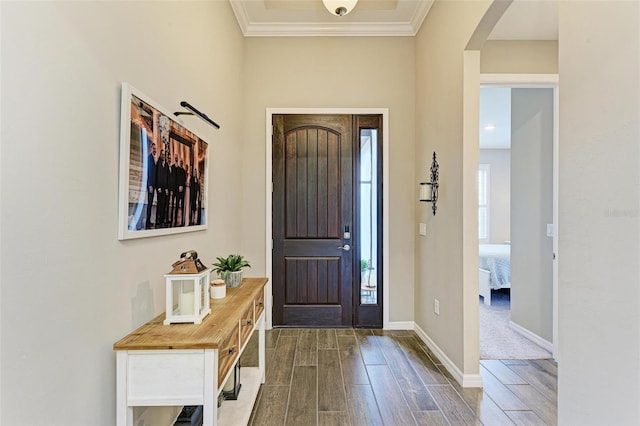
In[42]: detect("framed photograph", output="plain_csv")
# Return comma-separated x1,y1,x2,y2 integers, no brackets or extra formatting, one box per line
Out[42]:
118,83,209,240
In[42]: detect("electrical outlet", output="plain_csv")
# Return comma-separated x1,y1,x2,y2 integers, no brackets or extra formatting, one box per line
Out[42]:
434,299,440,315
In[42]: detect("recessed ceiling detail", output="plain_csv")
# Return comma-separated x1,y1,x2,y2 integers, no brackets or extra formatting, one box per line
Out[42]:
229,0,434,36
229,0,558,39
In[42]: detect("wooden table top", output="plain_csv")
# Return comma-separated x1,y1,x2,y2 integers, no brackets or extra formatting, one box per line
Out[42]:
113,277,268,351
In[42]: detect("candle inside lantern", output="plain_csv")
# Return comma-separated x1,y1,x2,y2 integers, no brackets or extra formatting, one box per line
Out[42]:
223,375,235,392
180,291,195,315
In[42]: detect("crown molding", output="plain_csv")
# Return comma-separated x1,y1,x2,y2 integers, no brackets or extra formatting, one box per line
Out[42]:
409,0,433,35
230,0,251,35
229,0,433,37
243,21,417,37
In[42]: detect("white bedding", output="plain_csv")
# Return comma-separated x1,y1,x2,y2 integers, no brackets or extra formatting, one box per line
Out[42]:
479,244,511,289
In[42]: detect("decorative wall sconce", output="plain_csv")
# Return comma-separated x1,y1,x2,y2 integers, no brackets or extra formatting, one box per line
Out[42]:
419,152,439,215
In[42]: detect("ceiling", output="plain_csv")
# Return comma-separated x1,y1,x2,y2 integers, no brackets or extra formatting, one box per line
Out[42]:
480,87,511,149
230,0,558,149
230,0,558,38
488,0,558,41
230,0,434,36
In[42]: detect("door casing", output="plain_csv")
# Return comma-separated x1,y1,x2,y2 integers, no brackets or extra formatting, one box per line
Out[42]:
265,108,390,329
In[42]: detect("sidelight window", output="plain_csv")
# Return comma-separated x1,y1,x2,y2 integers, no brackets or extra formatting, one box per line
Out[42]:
359,129,378,305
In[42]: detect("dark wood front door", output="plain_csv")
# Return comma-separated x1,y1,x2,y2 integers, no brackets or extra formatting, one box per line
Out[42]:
272,114,353,326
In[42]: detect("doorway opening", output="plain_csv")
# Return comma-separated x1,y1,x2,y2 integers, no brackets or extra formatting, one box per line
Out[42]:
478,82,558,360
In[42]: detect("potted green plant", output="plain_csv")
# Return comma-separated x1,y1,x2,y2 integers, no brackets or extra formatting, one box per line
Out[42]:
360,259,374,287
212,254,251,288
360,259,371,273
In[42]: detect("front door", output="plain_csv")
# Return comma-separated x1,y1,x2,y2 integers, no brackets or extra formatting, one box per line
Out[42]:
272,114,353,326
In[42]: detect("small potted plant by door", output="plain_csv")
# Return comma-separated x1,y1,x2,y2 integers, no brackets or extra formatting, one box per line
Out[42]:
360,259,376,297
360,259,375,286
212,254,251,288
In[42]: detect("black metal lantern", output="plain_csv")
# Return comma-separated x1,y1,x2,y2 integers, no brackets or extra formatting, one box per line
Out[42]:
222,362,242,400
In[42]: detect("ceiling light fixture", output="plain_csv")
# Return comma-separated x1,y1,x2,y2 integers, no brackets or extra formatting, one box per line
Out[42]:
484,124,496,131
322,0,358,16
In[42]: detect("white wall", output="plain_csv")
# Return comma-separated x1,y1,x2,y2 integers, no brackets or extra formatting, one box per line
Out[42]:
481,40,558,74
479,149,510,244
0,2,245,424
558,1,640,423
510,88,554,343
241,37,416,323
3,1,638,423
415,0,491,376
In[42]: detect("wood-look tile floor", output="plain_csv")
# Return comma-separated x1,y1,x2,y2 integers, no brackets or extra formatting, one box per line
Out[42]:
242,329,557,426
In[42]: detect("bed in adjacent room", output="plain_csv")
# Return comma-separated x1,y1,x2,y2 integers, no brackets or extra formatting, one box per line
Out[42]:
479,243,511,306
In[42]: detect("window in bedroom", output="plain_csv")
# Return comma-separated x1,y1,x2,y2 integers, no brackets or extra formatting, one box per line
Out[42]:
478,164,490,241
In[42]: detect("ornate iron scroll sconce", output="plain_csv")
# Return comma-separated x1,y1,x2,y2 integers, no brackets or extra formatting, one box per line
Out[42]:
419,152,439,215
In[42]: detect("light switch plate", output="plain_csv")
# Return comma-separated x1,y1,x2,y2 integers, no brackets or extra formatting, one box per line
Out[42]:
546,224,554,237
419,223,427,236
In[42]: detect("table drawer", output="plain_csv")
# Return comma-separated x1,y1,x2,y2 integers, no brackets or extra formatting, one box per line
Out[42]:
254,291,265,322
239,303,254,349
218,327,239,388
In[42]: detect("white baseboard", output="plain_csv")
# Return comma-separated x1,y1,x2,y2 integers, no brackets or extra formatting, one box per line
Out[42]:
385,321,414,330
413,323,483,388
509,320,553,354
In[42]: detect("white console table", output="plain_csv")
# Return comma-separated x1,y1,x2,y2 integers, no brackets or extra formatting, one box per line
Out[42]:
113,278,268,425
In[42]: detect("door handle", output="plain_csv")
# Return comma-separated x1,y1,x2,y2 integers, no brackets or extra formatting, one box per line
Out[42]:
338,244,351,251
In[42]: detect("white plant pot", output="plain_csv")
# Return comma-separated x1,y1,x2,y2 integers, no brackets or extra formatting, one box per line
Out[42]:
224,271,243,288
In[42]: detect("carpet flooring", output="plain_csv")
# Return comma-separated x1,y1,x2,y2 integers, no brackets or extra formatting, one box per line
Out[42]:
480,289,552,360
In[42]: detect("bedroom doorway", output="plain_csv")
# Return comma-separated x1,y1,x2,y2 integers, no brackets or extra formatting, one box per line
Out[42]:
478,82,557,360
